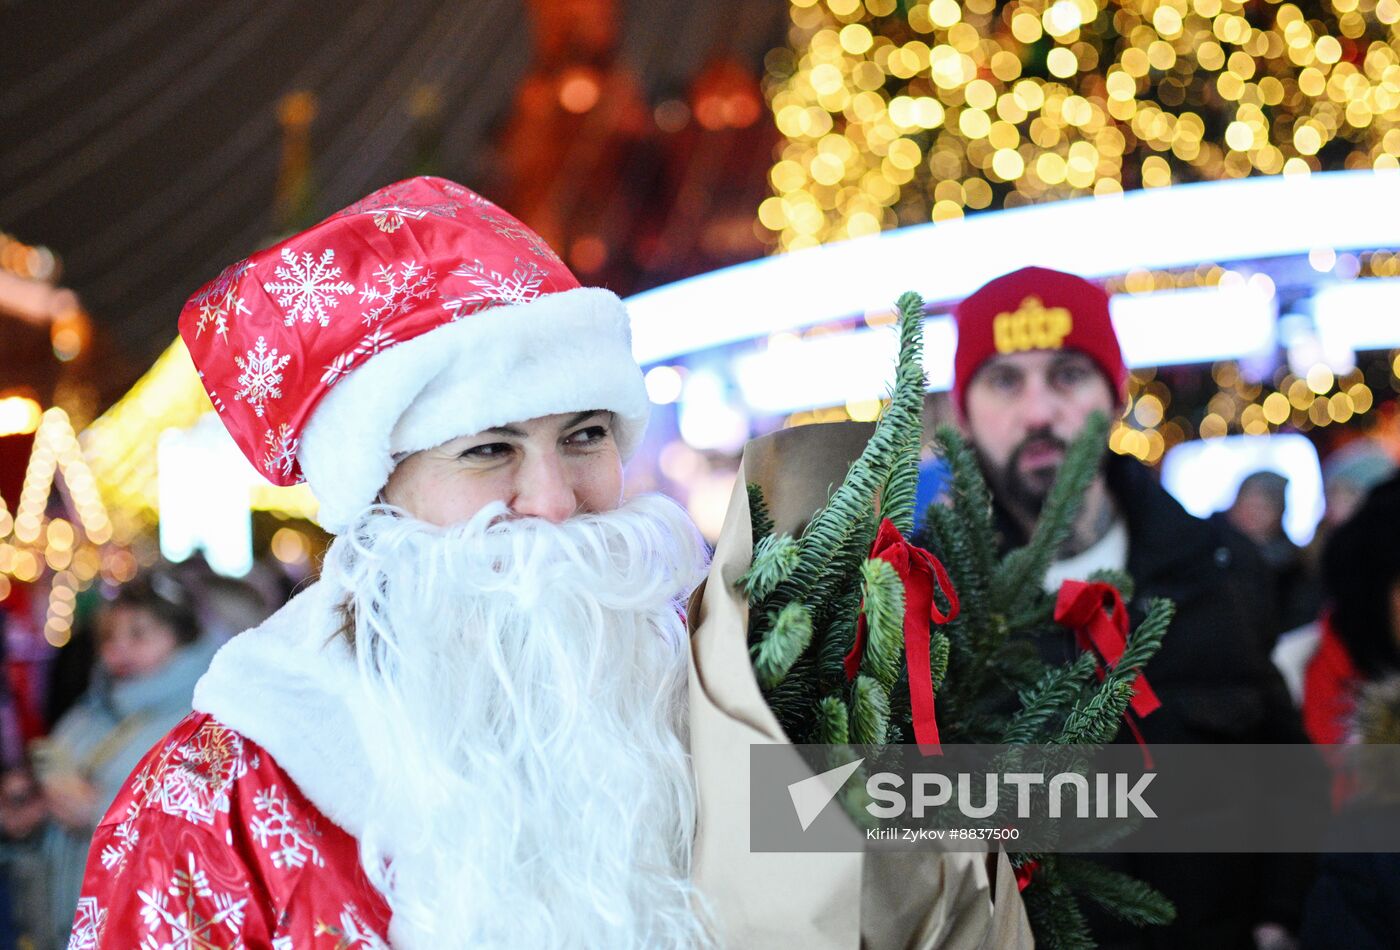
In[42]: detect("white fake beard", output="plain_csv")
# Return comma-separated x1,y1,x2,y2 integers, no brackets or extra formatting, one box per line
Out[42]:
320,494,713,950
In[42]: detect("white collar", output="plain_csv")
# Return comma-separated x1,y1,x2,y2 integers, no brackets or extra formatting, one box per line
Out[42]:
192,581,374,837
1041,516,1130,595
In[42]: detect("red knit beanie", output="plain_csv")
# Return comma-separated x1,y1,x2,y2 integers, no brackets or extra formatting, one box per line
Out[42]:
952,266,1127,415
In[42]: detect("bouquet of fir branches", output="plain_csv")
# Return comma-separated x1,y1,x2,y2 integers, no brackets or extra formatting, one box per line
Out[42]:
737,292,1176,949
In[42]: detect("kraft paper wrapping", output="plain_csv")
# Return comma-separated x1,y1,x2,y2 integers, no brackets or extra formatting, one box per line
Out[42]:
688,422,1034,950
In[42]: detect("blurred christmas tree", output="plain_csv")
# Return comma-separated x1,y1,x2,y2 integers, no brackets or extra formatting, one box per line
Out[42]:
758,0,1400,246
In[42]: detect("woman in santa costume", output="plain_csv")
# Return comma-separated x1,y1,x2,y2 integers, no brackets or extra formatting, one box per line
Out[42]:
68,177,713,949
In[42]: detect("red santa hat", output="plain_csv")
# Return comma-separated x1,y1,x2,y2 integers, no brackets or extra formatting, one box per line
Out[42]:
952,266,1127,415
178,176,649,533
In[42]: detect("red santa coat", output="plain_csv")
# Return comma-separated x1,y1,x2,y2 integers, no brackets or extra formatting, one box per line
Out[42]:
68,582,396,948
69,711,390,948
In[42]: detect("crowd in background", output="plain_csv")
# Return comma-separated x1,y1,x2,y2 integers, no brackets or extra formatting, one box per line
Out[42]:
0,436,1397,947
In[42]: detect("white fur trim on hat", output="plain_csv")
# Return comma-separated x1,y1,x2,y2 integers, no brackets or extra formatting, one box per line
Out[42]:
298,287,649,533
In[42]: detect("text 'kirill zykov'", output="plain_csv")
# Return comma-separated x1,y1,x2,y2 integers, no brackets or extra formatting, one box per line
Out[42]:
865,772,1158,819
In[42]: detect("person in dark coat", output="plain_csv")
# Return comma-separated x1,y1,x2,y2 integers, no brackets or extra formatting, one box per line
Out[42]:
1226,470,1320,646
950,266,1316,950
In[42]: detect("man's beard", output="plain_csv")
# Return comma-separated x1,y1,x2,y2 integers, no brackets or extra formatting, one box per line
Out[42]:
320,494,713,949
976,428,1068,521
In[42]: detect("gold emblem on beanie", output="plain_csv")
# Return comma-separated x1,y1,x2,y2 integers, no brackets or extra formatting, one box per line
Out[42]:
993,296,1073,353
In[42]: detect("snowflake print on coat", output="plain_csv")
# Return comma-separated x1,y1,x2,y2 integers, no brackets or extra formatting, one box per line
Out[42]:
251,784,325,870
234,337,291,419
358,260,436,326
263,248,356,327
442,257,546,319
133,718,249,825
98,801,141,873
261,424,299,479
190,260,253,342
70,713,392,947
158,722,248,824
68,897,107,949
137,853,249,948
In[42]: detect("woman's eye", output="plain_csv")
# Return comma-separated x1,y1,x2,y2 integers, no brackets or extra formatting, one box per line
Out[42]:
567,425,609,446
460,442,512,461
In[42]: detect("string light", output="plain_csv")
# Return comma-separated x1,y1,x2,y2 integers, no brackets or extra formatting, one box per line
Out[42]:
763,0,1400,249
16,408,112,545
44,571,78,648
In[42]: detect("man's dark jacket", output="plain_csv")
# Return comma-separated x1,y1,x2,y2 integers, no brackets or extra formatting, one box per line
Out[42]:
995,455,1315,949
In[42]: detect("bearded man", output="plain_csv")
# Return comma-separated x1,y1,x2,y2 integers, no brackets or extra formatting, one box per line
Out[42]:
69,177,711,949
952,266,1314,950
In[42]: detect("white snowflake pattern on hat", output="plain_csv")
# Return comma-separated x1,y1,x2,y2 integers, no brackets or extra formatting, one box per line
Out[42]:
355,327,396,356
441,257,546,319
321,352,356,387
335,180,462,233
234,337,291,418
358,261,436,326
261,424,299,478
263,248,356,327
190,259,253,342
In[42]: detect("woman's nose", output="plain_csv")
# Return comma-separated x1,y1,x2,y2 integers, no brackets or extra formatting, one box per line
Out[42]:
510,452,578,523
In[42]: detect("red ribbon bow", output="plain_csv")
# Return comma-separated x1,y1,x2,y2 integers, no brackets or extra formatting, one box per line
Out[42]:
1013,858,1040,892
844,518,960,754
1053,579,1161,765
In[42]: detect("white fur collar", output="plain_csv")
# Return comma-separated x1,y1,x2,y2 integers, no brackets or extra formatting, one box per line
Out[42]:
192,580,374,838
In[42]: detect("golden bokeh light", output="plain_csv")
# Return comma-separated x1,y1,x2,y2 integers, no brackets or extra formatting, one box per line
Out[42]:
762,0,1400,249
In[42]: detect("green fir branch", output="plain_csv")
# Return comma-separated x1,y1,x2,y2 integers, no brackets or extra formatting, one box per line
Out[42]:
751,602,814,690
816,586,863,689
929,631,950,692
932,425,998,600
1052,679,1137,747
1023,856,1096,950
1000,652,1099,744
816,694,850,744
804,507,878,634
740,534,800,602
1051,595,1173,748
748,482,775,547
1057,857,1177,927
877,292,929,537
1116,597,1175,679
850,674,891,745
859,558,906,690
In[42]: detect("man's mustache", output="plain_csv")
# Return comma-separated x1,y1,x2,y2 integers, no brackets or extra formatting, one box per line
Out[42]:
1010,431,1067,469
